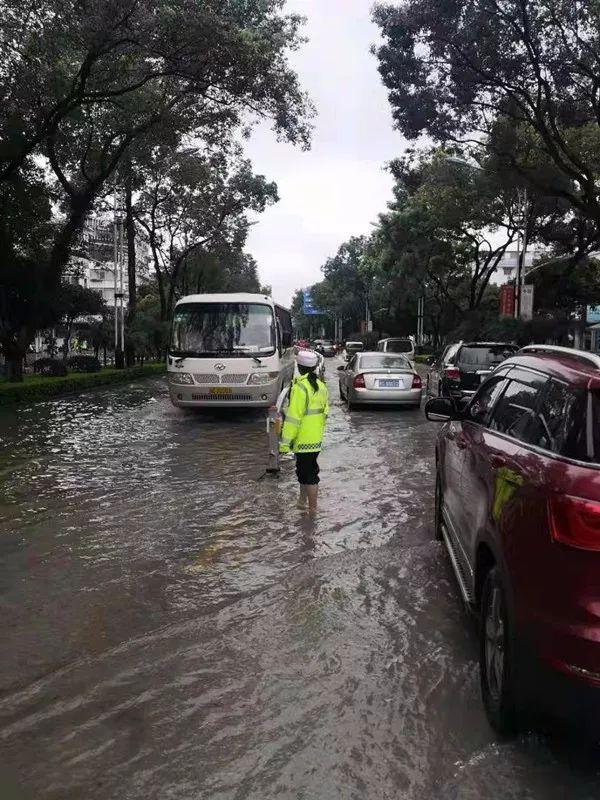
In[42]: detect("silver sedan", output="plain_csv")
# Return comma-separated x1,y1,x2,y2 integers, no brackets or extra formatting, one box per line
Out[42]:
338,352,423,409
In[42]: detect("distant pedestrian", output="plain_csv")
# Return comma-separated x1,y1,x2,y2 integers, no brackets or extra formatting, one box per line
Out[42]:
279,350,329,516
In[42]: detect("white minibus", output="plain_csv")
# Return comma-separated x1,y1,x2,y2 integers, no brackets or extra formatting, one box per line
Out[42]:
167,293,295,408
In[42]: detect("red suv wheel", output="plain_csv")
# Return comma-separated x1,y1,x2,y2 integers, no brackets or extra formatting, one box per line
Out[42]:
480,567,518,735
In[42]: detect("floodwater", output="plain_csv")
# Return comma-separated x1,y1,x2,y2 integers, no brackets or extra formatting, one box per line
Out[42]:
0,361,599,799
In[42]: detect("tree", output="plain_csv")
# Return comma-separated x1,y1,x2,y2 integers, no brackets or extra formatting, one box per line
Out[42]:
367,151,525,344
135,146,278,319
128,286,169,361
178,247,263,296
317,237,370,333
0,167,55,380
372,0,600,228
0,0,312,186
532,255,600,316
300,150,545,347
54,283,107,359
0,0,312,379
87,314,113,365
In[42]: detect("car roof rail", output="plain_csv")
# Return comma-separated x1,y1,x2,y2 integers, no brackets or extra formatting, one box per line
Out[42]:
519,345,600,370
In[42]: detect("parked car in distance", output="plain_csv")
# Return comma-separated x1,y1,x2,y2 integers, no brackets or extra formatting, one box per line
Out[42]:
377,336,416,363
427,341,518,399
338,352,422,409
344,341,364,361
313,339,336,357
425,345,600,735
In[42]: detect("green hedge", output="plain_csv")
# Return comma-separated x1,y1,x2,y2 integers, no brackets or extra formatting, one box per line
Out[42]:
414,354,432,364
0,363,165,406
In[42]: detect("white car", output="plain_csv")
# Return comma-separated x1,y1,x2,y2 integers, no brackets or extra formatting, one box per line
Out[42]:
343,341,364,362
377,337,416,364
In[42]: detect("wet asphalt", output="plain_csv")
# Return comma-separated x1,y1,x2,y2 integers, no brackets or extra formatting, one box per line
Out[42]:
1,360,599,799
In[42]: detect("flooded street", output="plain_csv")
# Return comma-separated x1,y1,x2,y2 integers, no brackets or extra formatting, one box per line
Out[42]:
1,362,600,800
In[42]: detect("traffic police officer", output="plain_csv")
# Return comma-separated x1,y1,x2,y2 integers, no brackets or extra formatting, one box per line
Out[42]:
279,350,329,516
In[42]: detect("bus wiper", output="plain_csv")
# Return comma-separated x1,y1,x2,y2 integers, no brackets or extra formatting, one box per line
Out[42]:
252,355,262,365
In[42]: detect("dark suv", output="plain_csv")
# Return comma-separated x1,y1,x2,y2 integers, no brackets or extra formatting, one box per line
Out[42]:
425,345,600,734
428,342,518,399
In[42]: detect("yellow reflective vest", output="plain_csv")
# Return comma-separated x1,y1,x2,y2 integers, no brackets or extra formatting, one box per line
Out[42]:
279,373,329,454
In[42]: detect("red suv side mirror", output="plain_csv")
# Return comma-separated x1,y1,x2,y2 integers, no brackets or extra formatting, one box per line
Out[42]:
425,397,458,421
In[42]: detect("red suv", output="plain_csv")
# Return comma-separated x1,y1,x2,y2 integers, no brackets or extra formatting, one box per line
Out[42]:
425,345,600,734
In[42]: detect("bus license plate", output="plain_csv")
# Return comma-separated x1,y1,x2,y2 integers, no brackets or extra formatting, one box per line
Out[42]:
210,387,232,396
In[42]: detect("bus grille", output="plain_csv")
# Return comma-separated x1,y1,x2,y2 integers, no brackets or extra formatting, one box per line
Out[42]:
193,373,249,385
191,394,253,402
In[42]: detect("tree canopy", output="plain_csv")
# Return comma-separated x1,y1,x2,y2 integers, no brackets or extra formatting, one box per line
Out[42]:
372,0,600,228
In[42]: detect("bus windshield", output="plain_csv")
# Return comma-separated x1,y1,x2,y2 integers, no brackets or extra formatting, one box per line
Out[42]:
170,303,276,357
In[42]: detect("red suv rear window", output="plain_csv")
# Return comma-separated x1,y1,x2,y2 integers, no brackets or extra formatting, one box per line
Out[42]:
521,381,596,463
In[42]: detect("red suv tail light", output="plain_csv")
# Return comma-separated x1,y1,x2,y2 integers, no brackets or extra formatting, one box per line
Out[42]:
412,374,422,389
444,367,460,381
353,373,366,388
549,495,600,551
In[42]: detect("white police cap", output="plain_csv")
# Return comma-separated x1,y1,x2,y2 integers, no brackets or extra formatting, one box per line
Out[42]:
296,349,319,368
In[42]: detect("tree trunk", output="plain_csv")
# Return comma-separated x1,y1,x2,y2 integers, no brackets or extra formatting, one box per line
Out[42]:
62,320,73,361
5,356,23,382
125,169,137,366
46,192,95,291
154,253,167,321
103,345,107,367
2,337,28,382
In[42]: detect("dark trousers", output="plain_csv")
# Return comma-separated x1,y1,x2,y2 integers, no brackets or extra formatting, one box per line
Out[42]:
295,452,320,485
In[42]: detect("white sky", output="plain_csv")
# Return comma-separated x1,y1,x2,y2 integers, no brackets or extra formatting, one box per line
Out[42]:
244,0,408,308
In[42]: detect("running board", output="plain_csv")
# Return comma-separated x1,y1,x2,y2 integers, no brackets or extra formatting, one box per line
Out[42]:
441,518,474,606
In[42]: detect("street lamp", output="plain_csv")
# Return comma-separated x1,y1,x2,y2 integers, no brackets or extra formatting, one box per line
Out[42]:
444,155,529,320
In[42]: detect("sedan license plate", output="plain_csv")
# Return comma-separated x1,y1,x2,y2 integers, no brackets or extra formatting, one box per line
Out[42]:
210,387,232,396
379,379,400,388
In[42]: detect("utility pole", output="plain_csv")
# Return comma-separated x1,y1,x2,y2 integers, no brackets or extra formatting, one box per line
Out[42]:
119,207,125,355
416,296,425,345
514,188,529,320
365,299,373,332
113,184,125,368
113,185,119,360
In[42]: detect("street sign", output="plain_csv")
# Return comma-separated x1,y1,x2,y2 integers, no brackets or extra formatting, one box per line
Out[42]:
520,285,534,320
302,288,321,316
499,284,515,317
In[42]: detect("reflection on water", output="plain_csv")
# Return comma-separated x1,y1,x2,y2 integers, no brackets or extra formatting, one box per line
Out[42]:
0,371,599,799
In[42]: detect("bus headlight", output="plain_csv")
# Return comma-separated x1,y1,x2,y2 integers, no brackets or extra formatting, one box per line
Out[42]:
169,372,194,385
248,372,278,385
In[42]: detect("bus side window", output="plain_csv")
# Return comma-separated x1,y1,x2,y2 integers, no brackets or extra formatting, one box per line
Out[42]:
275,305,293,349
